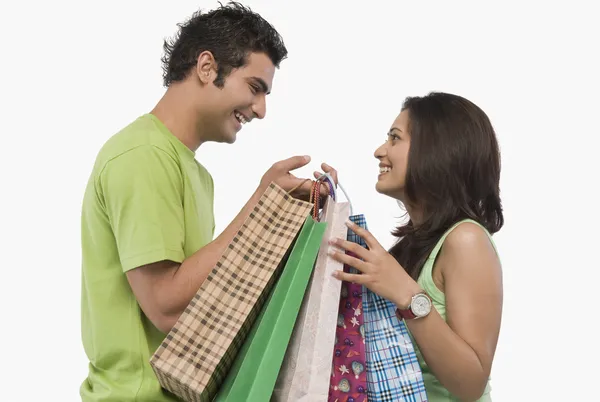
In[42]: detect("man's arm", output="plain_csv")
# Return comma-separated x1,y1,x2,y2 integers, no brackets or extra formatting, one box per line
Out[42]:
104,151,314,333
125,185,265,332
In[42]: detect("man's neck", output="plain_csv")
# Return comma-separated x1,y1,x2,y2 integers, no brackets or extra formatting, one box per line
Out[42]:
150,84,205,152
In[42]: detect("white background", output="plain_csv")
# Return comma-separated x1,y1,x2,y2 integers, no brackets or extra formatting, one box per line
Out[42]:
1,1,599,401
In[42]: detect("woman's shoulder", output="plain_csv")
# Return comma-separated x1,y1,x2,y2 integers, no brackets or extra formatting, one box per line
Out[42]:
444,220,492,248
437,220,500,275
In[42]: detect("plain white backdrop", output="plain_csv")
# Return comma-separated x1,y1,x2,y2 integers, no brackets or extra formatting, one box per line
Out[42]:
1,1,599,400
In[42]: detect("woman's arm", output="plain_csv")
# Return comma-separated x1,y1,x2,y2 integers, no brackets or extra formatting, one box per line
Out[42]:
404,222,503,401
329,220,503,401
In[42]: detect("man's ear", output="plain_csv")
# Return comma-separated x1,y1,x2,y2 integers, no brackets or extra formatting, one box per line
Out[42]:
196,51,217,85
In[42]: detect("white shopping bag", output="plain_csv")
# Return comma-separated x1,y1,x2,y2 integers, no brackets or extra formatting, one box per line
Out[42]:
272,195,351,402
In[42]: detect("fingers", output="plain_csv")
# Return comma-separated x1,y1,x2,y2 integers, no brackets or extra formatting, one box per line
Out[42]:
329,238,369,261
345,220,382,251
319,182,330,197
314,165,338,183
311,171,331,197
321,163,338,185
274,155,311,173
275,159,336,202
332,270,365,285
290,179,314,199
329,250,369,273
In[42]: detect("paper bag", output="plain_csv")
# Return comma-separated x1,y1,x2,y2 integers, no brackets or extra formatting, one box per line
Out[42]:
357,217,428,401
272,196,351,401
328,213,368,401
213,215,327,401
149,183,312,402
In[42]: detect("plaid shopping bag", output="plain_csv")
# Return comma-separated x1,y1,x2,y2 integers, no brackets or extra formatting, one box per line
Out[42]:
214,215,327,401
149,183,313,402
361,220,428,401
363,290,428,401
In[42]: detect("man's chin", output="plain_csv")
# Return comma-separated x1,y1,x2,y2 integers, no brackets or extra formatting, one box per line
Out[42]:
224,123,240,143
214,130,237,144
225,133,237,144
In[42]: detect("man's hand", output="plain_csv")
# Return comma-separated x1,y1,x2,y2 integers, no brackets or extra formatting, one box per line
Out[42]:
259,155,312,201
260,156,339,202
312,162,338,191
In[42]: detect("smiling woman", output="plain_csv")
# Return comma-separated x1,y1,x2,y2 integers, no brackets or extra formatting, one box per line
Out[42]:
375,121,411,197
324,92,504,402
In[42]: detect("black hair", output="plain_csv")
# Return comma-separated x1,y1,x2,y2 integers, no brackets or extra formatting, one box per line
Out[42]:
161,2,288,88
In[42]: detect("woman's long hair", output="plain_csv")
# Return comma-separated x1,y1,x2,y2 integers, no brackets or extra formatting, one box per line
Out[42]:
389,92,504,280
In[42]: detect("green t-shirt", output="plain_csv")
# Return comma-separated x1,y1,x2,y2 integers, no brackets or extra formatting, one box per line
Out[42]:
80,114,215,401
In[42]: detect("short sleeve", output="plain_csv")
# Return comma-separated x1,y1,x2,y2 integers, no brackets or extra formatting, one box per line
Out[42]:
99,145,186,272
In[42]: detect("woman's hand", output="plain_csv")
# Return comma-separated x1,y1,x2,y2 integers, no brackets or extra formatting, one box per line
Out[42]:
329,219,423,308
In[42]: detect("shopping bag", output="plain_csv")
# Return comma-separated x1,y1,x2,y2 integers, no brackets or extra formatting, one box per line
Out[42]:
213,215,327,401
149,183,313,402
363,288,428,401
272,196,351,402
361,229,428,400
328,214,368,402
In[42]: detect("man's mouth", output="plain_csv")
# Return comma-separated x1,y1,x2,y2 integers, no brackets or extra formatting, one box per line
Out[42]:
234,110,248,125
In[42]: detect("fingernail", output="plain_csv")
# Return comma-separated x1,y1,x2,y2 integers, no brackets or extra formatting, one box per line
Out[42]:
304,155,311,162
345,219,354,227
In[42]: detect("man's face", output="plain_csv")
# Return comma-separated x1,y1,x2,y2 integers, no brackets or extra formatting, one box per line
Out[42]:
200,52,276,144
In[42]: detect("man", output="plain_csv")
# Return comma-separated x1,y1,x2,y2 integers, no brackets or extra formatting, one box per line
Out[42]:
80,3,335,401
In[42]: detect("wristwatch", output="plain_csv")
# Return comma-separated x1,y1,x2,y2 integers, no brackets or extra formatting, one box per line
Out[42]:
396,292,432,320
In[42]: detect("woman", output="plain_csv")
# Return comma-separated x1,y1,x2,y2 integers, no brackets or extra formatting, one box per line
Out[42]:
323,92,503,401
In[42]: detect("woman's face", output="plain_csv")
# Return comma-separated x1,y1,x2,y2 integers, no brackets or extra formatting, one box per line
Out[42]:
374,110,411,201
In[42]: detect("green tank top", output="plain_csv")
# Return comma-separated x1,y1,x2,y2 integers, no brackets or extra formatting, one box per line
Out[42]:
410,219,498,402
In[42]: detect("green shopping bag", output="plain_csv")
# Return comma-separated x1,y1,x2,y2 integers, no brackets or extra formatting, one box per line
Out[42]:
213,216,326,402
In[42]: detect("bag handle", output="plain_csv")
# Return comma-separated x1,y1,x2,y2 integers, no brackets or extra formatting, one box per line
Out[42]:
286,174,354,218
309,179,321,220
316,172,354,216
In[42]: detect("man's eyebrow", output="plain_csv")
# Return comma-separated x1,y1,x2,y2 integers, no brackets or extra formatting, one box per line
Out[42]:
249,77,270,94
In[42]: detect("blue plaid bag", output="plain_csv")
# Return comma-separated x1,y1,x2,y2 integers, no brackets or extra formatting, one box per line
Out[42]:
347,215,428,402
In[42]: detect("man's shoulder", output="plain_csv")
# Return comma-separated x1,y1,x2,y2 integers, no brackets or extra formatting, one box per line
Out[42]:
102,114,175,158
90,114,182,176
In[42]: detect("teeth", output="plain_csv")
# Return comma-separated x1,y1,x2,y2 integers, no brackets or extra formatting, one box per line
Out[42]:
235,112,248,124
379,167,392,174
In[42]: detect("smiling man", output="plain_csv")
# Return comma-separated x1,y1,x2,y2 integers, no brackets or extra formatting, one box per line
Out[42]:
79,3,332,401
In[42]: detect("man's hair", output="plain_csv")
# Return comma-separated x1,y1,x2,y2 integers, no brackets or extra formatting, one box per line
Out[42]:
161,2,288,88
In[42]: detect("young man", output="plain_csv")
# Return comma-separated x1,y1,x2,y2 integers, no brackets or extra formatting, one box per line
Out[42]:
79,3,335,401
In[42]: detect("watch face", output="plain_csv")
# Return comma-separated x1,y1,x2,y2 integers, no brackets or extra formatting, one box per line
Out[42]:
412,294,432,317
